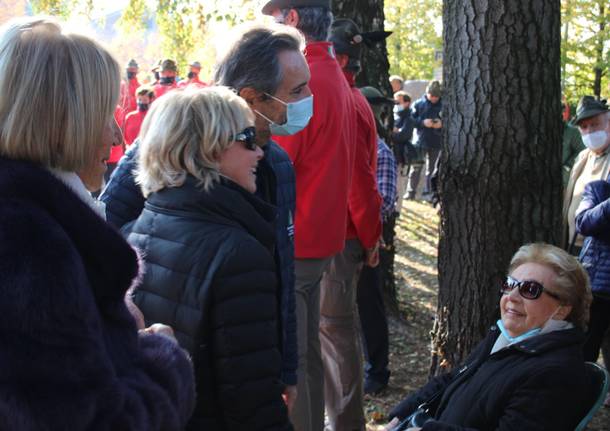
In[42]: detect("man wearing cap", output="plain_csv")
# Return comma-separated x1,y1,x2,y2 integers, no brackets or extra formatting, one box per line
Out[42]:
321,18,383,430
117,59,140,125
408,80,442,200
261,2,355,431
153,59,178,99
358,85,397,399
122,85,155,148
179,61,206,88
563,96,610,253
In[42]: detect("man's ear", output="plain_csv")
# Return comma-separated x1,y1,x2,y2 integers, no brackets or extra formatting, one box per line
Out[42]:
286,8,300,26
238,87,262,106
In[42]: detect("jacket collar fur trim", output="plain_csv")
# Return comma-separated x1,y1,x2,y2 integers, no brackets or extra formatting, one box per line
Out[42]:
0,157,139,301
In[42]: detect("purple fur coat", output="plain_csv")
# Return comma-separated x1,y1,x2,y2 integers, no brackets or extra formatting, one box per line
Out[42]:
0,156,196,430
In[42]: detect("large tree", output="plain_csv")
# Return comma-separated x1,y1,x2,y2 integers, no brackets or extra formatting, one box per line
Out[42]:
433,0,563,373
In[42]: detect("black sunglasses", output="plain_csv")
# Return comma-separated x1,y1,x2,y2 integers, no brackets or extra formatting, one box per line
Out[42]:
231,127,257,151
500,275,561,300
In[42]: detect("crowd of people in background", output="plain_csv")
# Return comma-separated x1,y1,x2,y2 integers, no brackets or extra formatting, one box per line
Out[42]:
0,0,609,429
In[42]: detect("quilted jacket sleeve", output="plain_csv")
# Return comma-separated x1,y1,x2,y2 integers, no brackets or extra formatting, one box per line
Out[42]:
100,142,146,229
575,179,610,240
211,238,293,431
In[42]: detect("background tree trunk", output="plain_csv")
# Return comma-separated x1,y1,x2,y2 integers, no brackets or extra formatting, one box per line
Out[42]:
332,0,400,312
593,1,606,98
432,0,563,374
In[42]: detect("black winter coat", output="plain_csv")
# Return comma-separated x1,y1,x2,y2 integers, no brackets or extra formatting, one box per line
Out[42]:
126,176,292,431
0,157,195,430
390,327,590,430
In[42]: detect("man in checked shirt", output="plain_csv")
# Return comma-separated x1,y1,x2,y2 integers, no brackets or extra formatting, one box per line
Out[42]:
357,86,398,396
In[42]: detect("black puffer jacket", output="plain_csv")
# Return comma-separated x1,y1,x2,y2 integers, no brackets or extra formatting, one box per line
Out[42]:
390,326,590,430
126,176,292,431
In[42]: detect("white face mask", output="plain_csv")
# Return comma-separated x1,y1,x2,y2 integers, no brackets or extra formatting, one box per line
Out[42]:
582,130,608,151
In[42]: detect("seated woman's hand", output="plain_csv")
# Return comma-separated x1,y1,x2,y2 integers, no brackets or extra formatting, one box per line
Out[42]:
142,323,177,342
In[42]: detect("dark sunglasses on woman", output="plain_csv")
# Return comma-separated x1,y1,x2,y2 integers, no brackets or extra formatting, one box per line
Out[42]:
500,275,561,300
232,126,257,151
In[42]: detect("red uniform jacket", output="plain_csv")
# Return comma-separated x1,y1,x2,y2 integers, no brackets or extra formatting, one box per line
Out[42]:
118,78,140,125
344,72,382,249
153,82,178,100
109,106,125,164
178,77,207,88
275,42,355,259
123,110,147,147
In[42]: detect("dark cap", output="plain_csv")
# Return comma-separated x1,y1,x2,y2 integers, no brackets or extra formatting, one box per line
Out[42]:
126,59,138,69
330,19,392,60
426,80,442,97
160,59,177,72
261,0,331,15
189,61,202,69
359,86,394,105
572,96,609,125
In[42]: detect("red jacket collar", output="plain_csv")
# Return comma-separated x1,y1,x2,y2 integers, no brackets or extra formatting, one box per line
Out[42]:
304,41,336,62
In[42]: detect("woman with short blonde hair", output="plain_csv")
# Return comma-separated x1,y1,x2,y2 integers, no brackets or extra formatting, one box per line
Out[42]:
137,86,253,195
128,86,293,429
0,17,195,430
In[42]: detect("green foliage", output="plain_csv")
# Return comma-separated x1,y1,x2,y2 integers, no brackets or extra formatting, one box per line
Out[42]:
561,0,609,103
30,0,76,18
384,0,442,81
117,0,148,34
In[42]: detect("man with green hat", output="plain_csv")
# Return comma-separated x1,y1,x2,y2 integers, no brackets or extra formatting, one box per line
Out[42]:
118,59,141,125
153,58,178,99
562,96,610,253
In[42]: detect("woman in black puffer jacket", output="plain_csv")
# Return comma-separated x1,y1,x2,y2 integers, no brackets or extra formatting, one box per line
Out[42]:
126,86,292,431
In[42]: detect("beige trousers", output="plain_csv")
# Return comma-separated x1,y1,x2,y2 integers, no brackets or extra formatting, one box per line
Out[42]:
291,257,332,431
320,240,366,431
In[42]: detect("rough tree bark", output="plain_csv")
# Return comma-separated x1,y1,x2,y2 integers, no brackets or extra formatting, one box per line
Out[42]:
432,0,563,375
593,1,606,98
332,0,400,312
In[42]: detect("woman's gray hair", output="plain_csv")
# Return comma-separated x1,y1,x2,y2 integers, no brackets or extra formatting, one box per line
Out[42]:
508,243,592,331
0,16,120,171
282,7,333,42
214,24,305,96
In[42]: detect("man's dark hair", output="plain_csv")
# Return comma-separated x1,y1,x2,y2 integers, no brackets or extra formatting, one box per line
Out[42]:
281,6,333,42
213,24,305,96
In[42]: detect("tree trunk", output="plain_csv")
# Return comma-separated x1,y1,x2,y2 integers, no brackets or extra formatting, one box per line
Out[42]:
432,0,563,375
593,1,605,98
332,0,399,312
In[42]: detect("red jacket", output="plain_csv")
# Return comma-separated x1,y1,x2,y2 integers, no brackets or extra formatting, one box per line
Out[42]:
178,77,207,88
275,42,355,258
118,78,140,124
123,110,147,147
109,106,125,164
153,82,178,100
344,72,382,249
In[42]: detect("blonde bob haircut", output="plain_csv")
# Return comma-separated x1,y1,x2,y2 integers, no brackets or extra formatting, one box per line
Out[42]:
137,86,254,196
0,17,120,171
508,243,592,331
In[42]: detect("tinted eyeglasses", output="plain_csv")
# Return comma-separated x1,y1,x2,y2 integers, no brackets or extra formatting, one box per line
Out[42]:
500,275,561,300
231,127,257,151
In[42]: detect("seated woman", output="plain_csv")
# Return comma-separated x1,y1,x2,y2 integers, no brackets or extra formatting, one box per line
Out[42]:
126,86,292,430
0,17,195,429
387,243,592,431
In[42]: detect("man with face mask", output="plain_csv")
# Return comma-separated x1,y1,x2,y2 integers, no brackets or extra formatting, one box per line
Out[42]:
178,60,206,88
122,85,154,148
117,59,140,126
153,59,178,100
261,2,356,430
562,96,610,254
